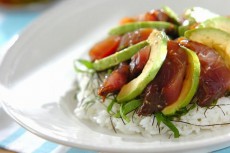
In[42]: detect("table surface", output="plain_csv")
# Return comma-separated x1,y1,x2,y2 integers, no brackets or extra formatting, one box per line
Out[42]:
0,2,230,153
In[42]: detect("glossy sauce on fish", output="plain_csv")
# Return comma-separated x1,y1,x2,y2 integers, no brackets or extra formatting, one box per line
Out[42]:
138,41,188,115
179,40,230,106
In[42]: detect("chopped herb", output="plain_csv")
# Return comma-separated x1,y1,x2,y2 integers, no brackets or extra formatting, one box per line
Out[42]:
107,99,116,115
74,59,95,73
114,99,142,119
120,103,130,122
155,113,180,138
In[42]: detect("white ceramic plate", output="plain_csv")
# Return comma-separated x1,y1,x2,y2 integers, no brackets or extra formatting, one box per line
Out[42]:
1,0,230,152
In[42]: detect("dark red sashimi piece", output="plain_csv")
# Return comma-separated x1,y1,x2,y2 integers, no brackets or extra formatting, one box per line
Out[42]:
119,9,175,25
98,46,150,99
118,29,152,50
179,40,230,107
89,35,121,61
138,41,188,115
98,62,130,99
138,9,170,22
130,46,151,78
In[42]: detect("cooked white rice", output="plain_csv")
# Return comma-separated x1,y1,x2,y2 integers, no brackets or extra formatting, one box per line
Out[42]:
74,73,230,137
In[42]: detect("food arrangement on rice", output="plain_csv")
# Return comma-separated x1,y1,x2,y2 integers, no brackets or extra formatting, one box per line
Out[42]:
74,6,230,138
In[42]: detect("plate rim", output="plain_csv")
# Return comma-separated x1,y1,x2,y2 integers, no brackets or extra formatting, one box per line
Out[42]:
2,99,230,153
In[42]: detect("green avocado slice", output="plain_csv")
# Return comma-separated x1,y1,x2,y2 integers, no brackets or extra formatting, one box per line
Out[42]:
93,41,148,71
197,16,230,34
183,7,219,24
178,7,219,36
185,28,230,69
178,25,189,36
162,6,180,25
162,46,200,115
117,29,168,103
109,21,177,35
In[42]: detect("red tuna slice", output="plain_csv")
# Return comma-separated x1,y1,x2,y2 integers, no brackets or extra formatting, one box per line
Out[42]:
98,62,130,99
138,41,188,115
129,46,151,78
118,29,152,50
179,40,230,107
98,46,151,99
137,9,171,22
119,9,174,25
89,35,121,61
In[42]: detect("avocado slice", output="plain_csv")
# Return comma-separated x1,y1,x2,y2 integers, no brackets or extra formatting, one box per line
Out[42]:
162,46,200,115
178,25,189,36
109,21,177,36
93,41,148,71
185,28,230,69
179,7,219,36
197,16,230,34
162,6,180,25
117,30,168,103
183,7,219,24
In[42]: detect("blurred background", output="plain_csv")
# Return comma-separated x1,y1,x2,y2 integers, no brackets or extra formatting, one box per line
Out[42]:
0,0,58,48
0,0,51,5
0,1,69,153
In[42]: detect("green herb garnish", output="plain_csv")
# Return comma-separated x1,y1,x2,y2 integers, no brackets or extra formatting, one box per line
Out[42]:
155,112,180,138
74,59,95,73
114,99,142,120
107,99,116,115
